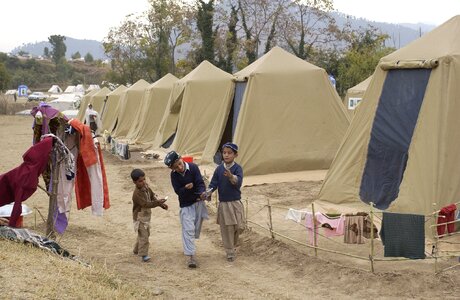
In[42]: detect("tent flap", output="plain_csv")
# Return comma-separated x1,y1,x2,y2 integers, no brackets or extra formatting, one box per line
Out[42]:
359,69,431,209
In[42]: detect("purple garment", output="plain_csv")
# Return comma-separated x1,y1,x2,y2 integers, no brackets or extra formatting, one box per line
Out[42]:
31,103,68,144
54,211,68,234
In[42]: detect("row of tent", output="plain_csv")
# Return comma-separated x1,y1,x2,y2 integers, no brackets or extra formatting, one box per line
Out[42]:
77,15,460,224
77,46,351,176
48,84,100,94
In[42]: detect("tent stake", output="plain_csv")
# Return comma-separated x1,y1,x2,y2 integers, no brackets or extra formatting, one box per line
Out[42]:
312,203,318,257
267,199,274,239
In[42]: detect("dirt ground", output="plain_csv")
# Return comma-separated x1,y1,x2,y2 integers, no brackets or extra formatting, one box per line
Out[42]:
1,115,459,299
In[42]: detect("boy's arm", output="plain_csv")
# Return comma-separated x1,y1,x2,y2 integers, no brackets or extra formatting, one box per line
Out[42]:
133,189,162,208
171,173,188,197
208,167,219,191
193,165,206,194
233,164,243,188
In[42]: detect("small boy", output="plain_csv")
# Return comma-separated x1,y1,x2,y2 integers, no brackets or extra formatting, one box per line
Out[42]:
202,142,244,262
131,168,168,262
164,151,208,268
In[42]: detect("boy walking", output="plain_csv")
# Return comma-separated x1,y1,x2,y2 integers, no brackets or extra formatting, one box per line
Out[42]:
202,143,245,262
164,151,208,268
131,169,168,262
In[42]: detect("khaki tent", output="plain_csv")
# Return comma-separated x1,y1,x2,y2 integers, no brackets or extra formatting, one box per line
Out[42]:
101,85,127,131
89,87,111,114
153,61,234,155
110,79,150,138
76,89,99,121
317,16,460,222
201,46,350,175
126,73,178,144
48,85,62,94
343,75,372,116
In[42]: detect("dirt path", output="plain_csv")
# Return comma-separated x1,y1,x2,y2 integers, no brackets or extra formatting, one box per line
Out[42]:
2,115,459,299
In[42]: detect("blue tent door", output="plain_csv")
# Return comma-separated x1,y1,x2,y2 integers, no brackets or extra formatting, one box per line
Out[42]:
359,69,431,209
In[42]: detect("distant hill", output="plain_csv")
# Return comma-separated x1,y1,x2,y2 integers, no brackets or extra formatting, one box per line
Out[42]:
10,37,107,60
8,12,436,60
331,12,436,49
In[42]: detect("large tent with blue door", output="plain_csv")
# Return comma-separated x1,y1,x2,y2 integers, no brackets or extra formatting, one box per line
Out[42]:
152,61,234,155
316,16,460,221
201,46,350,175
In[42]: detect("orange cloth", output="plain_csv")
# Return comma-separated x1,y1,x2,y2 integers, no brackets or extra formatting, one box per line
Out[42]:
97,144,110,209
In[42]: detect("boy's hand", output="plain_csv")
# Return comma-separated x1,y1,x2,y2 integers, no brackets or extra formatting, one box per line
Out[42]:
161,203,168,210
185,183,193,189
223,169,232,177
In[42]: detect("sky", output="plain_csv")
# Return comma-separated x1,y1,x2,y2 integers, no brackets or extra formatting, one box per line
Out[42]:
0,0,459,53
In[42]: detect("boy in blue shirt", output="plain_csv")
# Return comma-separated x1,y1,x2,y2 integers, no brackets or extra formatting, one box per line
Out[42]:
202,142,245,262
164,151,208,268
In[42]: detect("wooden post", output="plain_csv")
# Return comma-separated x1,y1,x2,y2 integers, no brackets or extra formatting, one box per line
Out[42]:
370,202,375,273
433,203,438,274
46,151,60,238
267,199,274,239
245,198,249,228
311,203,318,257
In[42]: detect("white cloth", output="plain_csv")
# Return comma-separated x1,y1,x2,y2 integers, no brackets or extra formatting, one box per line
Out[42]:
180,201,209,256
285,208,309,223
87,137,104,216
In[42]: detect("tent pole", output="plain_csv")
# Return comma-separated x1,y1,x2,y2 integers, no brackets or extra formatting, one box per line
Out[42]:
311,203,318,257
433,205,439,274
245,198,249,229
267,199,274,239
369,202,375,273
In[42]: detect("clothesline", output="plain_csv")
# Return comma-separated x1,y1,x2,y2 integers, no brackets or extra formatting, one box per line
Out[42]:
432,201,460,215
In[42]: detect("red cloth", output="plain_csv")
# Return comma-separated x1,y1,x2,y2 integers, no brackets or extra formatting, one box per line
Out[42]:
69,119,109,211
69,119,97,210
437,204,457,236
0,137,53,227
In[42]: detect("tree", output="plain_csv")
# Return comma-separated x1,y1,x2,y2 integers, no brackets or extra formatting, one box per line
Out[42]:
71,51,81,59
48,35,67,64
84,52,94,63
336,27,394,96
237,0,289,64
0,62,11,92
43,47,50,58
196,0,216,63
282,0,341,60
103,15,145,84
143,0,193,79
214,2,239,72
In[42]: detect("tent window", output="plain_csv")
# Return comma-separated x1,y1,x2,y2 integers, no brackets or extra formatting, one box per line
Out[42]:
360,69,431,209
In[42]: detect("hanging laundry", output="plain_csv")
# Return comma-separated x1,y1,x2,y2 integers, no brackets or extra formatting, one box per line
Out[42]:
316,213,345,238
285,208,309,223
69,119,110,216
437,204,457,236
344,214,365,244
0,137,53,227
380,212,425,259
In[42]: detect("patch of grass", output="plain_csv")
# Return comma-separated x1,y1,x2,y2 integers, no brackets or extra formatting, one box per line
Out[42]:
0,239,157,299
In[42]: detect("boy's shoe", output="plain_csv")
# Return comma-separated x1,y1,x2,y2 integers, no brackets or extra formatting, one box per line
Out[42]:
142,255,151,262
226,253,236,262
187,255,197,268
